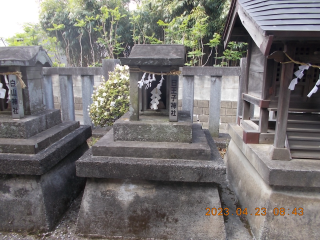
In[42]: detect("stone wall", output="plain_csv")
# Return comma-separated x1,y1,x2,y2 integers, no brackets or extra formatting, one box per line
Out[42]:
52,75,103,111
178,75,239,132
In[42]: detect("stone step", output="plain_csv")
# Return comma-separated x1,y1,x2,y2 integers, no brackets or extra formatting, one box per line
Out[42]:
92,124,211,160
0,121,80,154
77,129,226,184
113,111,193,143
0,109,62,139
0,125,92,175
76,179,226,240
287,132,320,141
290,150,320,160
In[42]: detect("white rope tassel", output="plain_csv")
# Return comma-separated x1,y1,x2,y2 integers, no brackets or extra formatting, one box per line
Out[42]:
307,79,320,98
289,64,310,91
138,72,146,88
150,74,165,110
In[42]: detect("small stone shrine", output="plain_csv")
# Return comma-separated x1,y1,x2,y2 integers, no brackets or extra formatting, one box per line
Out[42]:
76,45,226,239
0,46,91,232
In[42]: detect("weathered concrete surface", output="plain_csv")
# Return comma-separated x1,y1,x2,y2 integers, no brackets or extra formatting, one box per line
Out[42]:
76,179,226,239
0,142,88,232
0,125,91,175
225,139,320,240
0,121,79,154
114,112,193,143
77,129,226,183
93,124,211,160
0,109,61,139
228,123,320,188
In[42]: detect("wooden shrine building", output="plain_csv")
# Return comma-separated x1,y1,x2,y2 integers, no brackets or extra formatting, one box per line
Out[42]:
223,1,320,239
223,0,320,160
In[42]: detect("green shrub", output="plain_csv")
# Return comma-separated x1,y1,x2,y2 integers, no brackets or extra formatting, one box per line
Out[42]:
89,64,130,126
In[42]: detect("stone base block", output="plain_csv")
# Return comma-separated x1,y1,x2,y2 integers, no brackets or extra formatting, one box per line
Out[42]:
76,179,226,239
0,109,62,139
0,142,88,232
225,139,320,240
92,124,211,160
113,112,192,143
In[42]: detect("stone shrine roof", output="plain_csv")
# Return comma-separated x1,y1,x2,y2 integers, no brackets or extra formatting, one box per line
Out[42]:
120,44,185,71
0,46,52,67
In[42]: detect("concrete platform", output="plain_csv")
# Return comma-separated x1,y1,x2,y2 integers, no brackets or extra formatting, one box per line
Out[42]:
113,112,193,143
228,123,320,188
76,179,226,239
226,123,320,239
92,124,211,160
0,110,62,139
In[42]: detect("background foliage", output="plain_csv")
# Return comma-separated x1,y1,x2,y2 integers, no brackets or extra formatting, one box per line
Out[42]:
6,0,246,67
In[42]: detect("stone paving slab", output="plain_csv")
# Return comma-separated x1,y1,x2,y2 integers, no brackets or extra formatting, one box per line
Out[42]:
92,124,211,160
0,126,91,175
76,179,226,239
0,121,79,154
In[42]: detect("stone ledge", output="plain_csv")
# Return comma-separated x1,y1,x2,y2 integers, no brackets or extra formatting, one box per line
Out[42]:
92,125,211,160
228,123,320,188
0,121,80,154
0,125,92,175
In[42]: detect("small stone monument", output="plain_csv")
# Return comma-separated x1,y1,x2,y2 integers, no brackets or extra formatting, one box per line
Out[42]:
76,45,226,239
0,46,91,232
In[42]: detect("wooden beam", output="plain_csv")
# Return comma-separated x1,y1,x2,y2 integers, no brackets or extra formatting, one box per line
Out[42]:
242,93,270,108
237,5,273,56
273,43,296,149
223,0,239,48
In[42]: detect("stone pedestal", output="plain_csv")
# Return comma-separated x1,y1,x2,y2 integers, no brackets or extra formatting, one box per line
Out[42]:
76,111,226,238
0,110,91,232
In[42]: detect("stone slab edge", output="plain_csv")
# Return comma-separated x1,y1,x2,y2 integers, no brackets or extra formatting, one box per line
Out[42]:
228,123,320,188
0,125,92,175
92,127,211,160
0,121,80,154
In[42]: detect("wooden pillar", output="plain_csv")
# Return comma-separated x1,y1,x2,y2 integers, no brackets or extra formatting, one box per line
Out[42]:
241,40,252,121
270,43,295,160
259,59,273,133
237,58,247,123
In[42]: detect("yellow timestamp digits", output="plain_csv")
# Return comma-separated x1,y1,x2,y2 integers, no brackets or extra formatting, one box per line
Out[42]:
206,207,304,216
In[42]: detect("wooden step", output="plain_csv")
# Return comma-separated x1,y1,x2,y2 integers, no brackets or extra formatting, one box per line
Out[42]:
291,150,320,159
289,140,320,151
287,132,320,141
